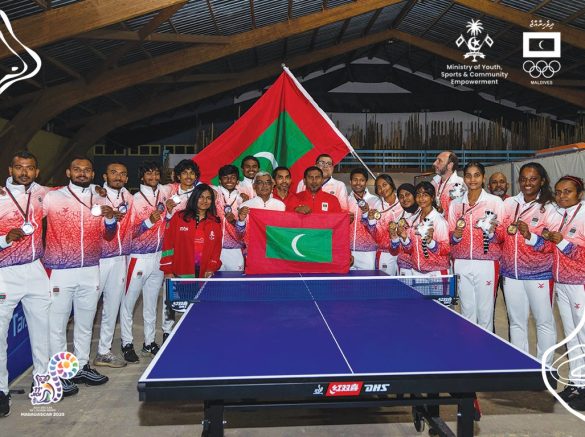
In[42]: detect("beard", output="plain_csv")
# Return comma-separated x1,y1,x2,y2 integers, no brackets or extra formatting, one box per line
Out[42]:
492,189,505,196
71,180,91,188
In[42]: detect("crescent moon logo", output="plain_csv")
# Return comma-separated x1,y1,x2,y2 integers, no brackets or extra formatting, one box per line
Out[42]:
538,40,544,50
253,152,279,169
291,234,305,257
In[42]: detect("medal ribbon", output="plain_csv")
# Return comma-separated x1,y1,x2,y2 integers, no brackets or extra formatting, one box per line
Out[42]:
557,203,582,233
139,189,160,208
106,190,126,208
379,199,400,215
5,187,32,222
67,186,93,210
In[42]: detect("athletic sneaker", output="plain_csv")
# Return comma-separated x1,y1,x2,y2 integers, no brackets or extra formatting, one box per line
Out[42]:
568,388,585,411
142,342,160,357
61,378,79,397
122,343,139,363
0,391,10,417
71,364,109,386
94,352,127,368
558,383,581,402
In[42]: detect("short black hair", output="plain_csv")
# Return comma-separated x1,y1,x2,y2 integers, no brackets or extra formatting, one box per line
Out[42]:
11,150,38,167
218,164,239,179
139,161,161,180
105,161,127,172
304,166,323,178
272,166,290,179
350,167,368,181
173,159,200,183
241,155,260,168
70,156,94,168
315,153,332,164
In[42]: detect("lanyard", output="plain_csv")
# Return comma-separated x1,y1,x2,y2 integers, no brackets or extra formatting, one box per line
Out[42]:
399,209,421,226
139,189,159,207
67,186,93,210
222,191,238,209
106,190,126,207
558,203,582,232
460,201,481,218
380,198,400,214
5,187,31,221
511,200,537,223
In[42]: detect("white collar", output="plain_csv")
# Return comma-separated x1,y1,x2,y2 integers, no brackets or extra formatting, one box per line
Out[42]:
68,181,92,194
104,182,126,197
140,184,159,196
512,191,540,206
6,177,35,194
350,187,372,199
463,189,489,205
219,185,239,198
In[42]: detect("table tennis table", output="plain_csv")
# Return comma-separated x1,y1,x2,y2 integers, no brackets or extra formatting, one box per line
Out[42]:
138,271,555,437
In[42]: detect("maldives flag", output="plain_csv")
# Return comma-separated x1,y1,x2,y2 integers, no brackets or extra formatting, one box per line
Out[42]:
246,209,350,274
193,67,353,186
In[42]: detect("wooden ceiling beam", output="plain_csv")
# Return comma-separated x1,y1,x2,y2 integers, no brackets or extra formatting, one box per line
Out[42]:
0,0,186,60
41,26,401,184
453,0,585,51
0,0,400,165
76,29,230,45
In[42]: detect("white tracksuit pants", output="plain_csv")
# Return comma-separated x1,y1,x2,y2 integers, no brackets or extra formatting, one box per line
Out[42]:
503,277,556,365
556,283,585,386
350,250,376,270
0,260,50,394
219,248,244,271
120,252,163,347
97,255,127,355
454,259,498,332
377,251,398,276
48,266,100,367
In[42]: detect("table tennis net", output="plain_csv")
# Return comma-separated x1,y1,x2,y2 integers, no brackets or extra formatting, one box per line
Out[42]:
166,275,458,306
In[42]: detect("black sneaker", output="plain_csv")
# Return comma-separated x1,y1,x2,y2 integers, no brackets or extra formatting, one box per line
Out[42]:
142,342,160,357
162,333,169,344
558,383,581,402
122,343,139,363
60,378,79,397
71,364,108,386
0,391,10,417
568,388,585,411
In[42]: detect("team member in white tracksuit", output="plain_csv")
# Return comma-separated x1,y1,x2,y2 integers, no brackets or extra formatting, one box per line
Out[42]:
448,162,504,332
500,163,556,364
94,163,134,369
214,165,246,271
528,176,585,408
238,155,259,200
120,162,172,362
44,158,116,393
431,150,465,215
368,174,402,275
0,152,51,415
347,168,380,270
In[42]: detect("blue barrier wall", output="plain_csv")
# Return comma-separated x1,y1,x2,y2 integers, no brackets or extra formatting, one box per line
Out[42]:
7,302,32,383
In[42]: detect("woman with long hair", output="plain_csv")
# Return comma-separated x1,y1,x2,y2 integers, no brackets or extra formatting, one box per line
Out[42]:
529,175,585,407
160,184,223,278
369,174,403,275
448,162,504,331
388,184,420,276
394,181,450,277
500,163,556,364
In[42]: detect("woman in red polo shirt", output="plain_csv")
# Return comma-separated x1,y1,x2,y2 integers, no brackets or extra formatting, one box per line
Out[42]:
160,184,222,278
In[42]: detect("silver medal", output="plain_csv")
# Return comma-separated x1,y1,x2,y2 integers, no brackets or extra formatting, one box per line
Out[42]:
117,203,128,213
224,205,232,214
157,202,165,212
91,204,102,217
21,222,34,235
357,199,366,208
172,194,181,204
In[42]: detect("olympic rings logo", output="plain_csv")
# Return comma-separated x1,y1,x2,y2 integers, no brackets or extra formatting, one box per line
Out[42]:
522,60,561,79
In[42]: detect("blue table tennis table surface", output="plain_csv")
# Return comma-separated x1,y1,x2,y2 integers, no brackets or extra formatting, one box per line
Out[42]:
140,271,543,386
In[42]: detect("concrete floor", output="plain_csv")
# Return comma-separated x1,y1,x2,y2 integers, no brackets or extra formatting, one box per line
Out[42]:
3,288,585,436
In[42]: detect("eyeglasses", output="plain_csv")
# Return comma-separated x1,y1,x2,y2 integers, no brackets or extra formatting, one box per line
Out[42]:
555,189,575,196
254,180,273,186
317,161,333,167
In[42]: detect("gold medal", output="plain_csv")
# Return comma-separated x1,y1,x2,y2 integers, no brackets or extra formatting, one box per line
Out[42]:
373,210,381,220
507,224,517,235
398,218,407,228
388,222,397,232
542,228,550,240
456,218,466,229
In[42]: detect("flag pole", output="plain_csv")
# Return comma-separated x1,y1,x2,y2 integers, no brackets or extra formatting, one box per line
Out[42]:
281,64,377,180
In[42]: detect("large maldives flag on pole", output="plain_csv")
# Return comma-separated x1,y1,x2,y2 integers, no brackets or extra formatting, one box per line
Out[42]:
246,209,350,275
194,66,353,185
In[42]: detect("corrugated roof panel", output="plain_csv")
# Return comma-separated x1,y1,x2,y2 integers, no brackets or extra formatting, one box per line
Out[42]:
171,1,218,35
368,3,406,33
211,0,253,35
255,39,286,64
253,0,289,28
0,0,43,20
313,21,345,49
340,11,377,42
290,0,323,19
285,31,315,57
538,0,585,23
500,0,543,12
41,39,103,75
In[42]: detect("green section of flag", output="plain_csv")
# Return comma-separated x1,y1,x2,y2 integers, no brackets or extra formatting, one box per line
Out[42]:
266,226,332,263
211,111,314,185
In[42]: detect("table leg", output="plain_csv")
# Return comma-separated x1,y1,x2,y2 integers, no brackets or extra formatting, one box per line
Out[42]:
456,396,475,437
202,402,225,437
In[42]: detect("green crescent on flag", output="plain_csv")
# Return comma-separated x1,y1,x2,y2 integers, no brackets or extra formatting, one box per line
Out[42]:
265,226,332,263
